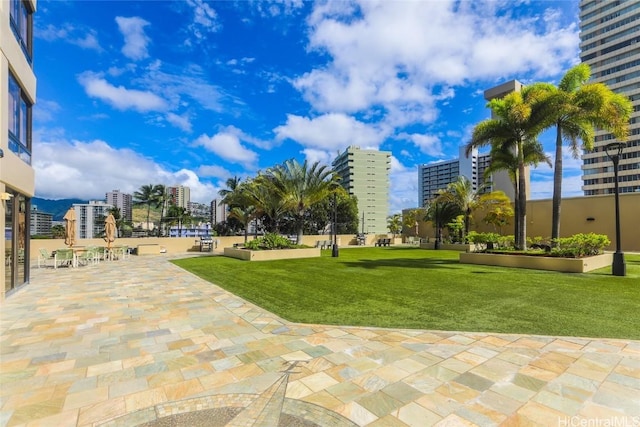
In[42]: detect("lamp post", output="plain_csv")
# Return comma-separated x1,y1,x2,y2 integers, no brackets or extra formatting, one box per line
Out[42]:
605,142,626,276
332,192,339,257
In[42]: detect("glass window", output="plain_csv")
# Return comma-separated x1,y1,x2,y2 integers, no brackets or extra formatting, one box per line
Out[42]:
7,73,31,164
9,0,33,63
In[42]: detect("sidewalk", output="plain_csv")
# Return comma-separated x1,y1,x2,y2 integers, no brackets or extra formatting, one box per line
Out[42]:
1,255,639,426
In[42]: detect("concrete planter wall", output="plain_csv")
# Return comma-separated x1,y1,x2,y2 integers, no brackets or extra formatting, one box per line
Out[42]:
459,252,613,273
223,247,321,261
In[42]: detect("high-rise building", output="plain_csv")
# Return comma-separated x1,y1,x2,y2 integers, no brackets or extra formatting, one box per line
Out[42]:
1,0,36,297
168,185,190,208
580,0,640,195
418,146,494,206
105,190,132,222
210,199,227,224
30,207,52,237
418,80,526,207
332,146,390,234
73,201,114,239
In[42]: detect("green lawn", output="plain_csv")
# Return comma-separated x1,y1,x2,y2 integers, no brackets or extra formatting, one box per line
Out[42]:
172,247,640,339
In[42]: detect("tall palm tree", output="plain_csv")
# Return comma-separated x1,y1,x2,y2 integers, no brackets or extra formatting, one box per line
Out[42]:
424,196,461,249
483,140,551,243
219,176,243,206
266,159,337,244
467,85,549,250
246,175,289,233
155,185,168,237
436,176,484,241
541,64,632,243
133,184,157,234
229,205,257,243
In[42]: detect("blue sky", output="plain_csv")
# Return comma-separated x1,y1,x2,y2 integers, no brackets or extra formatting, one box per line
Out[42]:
33,0,583,212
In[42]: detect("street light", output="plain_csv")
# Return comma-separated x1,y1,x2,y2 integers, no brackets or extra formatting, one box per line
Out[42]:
332,192,339,257
605,142,626,276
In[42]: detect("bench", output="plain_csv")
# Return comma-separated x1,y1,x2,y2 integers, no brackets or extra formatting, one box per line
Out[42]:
315,240,334,249
375,238,391,247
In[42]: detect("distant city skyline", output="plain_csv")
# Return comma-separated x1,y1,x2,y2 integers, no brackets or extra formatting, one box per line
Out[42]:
33,1,584,213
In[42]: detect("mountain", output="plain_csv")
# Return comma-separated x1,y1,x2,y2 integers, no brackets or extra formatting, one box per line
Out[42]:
31,198,88,221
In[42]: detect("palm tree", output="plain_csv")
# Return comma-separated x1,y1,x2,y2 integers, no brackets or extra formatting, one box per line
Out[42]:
467,84,549,250
155,185,168,237
541,64,632,243
483,140,551,242
424,196,461,249
219,176,242,206
387,214,402,239
133,184,158,235
436,176,484,242
266,159,337,244
229,205,257,244
246,175,289,233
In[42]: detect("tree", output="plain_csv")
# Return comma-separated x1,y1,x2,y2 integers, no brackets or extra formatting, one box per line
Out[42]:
51,224,65,239
467,85,549,250
246,175,289,233
479,191,514,234
166,203,191,236
424,197,461,249
155,185,168,237
387,214,402,238
134,184,158,235
303,188,358,235
402,209,422,237
540,64,632,243
482,139,551,240
435,176,484,242
229,205,257,244
266,159,337,244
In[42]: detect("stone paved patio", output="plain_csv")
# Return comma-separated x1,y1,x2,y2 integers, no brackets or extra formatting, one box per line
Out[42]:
1,255,639,426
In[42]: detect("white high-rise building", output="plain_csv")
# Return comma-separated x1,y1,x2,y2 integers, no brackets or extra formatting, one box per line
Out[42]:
105,190,132,222
210,199,227,224
73,201,114,239
580,0,640,195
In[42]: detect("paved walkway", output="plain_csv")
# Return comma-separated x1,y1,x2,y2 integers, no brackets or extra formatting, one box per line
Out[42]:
1,255,639,427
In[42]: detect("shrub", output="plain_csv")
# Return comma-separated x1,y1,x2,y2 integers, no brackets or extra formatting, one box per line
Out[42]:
467,232,502,251
551,233,610,258
244,233,295,251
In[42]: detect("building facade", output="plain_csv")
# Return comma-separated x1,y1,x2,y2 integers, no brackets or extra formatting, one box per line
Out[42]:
580,0,640,195
418,146,495,206
332,146,390,234
418,80,527,207
105,190,132,222
210,199,227,225
1,0,36,299
168,185,190,209
30,208,52,237
74,201,114,239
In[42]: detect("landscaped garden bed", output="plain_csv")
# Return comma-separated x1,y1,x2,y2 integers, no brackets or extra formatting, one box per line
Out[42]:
223,233,320,261
459,251,612,273
223,247,320,261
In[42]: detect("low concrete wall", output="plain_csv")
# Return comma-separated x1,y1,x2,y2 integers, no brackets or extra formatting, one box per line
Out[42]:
223,247,321,261
459,252,613,273
28,233,397,260
136,244,161,255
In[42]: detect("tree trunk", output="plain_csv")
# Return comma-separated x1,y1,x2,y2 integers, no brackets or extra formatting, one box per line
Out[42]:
551,125,563,245
517,152,527,251
464,208,471,242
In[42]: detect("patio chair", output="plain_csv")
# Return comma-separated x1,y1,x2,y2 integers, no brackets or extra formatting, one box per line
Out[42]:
38,248,53,268
54,249,74,269
77,247,99,266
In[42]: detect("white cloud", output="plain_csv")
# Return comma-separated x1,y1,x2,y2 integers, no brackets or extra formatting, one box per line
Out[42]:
165,112,192,132
398,133,443,157
197,165,232,179
301,148,333,166
194,132,258,167
389,162,419,213
33,99,61,123
38,24,102,51
274,113,387,152
33,136,218,203
116,16,151,60
185,0,221,41
295,0,578,129
78,72,168,112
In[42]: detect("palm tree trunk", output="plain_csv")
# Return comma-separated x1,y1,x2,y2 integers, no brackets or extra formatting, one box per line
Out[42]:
551,125,563,245
513,179,520,248
464,208,471,242
517,157,527,251
146,205,151,235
